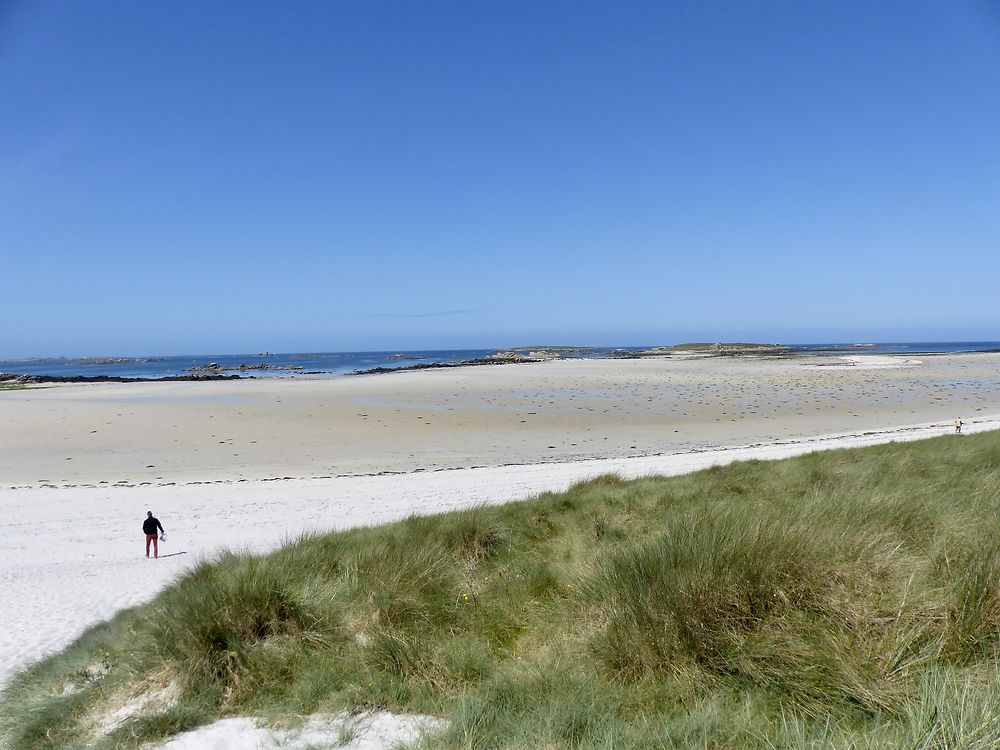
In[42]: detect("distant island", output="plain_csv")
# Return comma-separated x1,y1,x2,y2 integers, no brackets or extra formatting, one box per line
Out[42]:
616,342,793,358
503,346,596,355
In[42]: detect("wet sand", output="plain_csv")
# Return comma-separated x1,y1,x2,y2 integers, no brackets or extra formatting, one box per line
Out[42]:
2,353,998,488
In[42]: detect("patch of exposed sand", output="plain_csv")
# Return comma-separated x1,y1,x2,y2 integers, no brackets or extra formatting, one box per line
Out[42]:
90,678,178,741
150,711,446,750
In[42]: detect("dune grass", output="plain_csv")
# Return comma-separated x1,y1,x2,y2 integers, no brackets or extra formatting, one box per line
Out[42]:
5,431,1000,749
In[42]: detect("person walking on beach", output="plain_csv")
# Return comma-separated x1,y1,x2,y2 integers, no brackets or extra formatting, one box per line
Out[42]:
955,419,963,434
143,511,165,558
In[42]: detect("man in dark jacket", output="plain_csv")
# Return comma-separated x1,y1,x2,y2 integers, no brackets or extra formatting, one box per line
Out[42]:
143,511,165,558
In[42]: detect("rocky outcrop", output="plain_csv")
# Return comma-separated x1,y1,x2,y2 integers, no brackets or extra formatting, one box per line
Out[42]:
185,363,305,374
486,351,542,362
352,354,541,376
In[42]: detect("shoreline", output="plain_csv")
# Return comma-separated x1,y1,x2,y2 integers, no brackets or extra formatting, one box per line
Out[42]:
3,411,995,492
2,413,999,686
0,372,244,384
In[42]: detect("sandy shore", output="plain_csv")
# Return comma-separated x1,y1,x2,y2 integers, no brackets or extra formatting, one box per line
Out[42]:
2,353,1000,686
3,353,999,488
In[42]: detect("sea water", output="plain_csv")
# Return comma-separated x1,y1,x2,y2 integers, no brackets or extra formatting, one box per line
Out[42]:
1,343,998,380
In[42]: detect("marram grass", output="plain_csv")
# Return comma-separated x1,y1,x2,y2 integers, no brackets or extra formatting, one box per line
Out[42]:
5,432,1000,749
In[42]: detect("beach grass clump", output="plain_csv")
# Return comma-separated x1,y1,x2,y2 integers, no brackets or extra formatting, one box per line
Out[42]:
5,431,1000,748
590,508,835,671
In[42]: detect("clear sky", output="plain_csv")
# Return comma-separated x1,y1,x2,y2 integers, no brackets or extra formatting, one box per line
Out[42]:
2,1,999,357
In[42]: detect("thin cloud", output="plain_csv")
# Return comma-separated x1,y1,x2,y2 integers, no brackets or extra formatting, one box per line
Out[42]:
365,310,476,319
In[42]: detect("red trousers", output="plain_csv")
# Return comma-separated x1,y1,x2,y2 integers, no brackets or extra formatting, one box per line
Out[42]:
146,533,159,558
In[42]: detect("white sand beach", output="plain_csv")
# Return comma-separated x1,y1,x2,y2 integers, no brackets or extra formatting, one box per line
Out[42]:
2,353,1000,688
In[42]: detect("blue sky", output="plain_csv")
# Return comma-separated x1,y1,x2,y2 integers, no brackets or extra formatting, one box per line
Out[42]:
2,1,999,357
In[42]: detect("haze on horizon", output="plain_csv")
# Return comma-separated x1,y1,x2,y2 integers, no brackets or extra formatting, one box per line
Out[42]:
2,1,998,359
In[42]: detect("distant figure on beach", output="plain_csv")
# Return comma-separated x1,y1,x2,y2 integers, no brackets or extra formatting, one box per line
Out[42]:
955,419,963,434
142,511,165,558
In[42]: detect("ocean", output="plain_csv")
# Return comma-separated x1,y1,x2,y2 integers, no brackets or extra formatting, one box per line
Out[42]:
1,342,998,380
